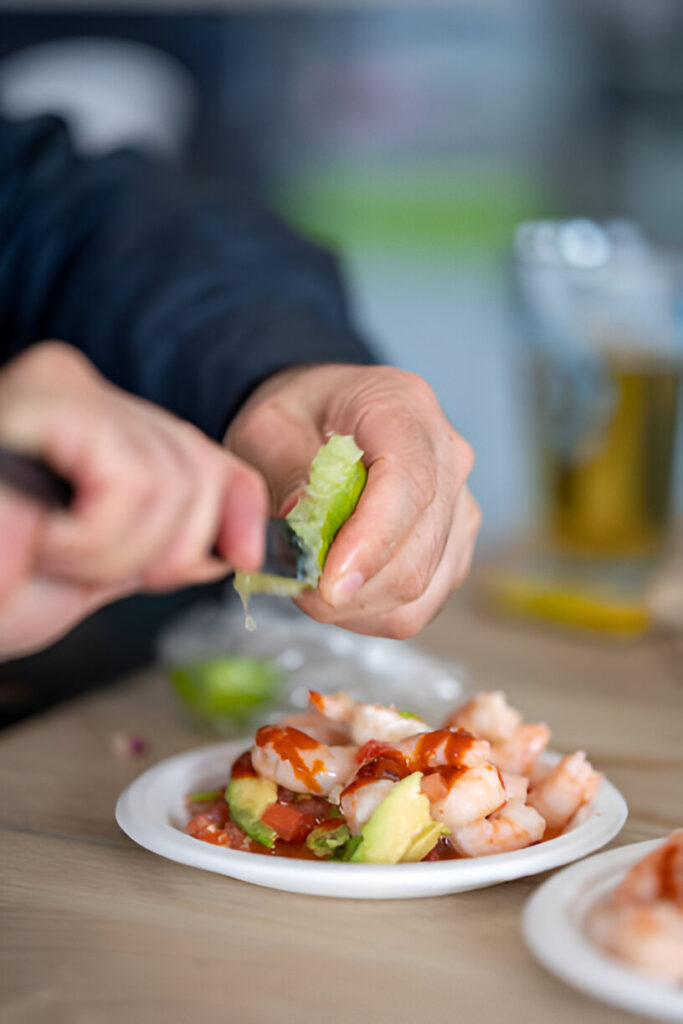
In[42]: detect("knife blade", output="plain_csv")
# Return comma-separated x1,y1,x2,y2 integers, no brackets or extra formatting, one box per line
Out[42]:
0,443,306,580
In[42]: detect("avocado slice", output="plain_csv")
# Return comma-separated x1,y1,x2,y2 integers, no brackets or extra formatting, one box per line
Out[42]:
350,772,448,864
225,776,278,849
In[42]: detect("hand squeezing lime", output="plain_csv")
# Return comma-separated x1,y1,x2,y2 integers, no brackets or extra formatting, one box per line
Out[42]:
234,434,367,601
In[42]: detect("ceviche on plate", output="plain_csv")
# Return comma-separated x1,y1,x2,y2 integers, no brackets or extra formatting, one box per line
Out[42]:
116,686,627,897
184,689,604,864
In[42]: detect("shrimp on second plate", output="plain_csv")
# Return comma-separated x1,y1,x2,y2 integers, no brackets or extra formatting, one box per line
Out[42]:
589,902,683,982
527,750,601,830
309,690,431,745
587,831,683,982
613,828,683,906
251,724,358,796
450,800,547,857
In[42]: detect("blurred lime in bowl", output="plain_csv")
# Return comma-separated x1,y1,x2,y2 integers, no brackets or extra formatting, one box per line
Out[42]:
168,655,282,736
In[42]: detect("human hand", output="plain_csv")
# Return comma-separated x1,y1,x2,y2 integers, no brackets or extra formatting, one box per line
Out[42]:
0,342,268,658
225,363,480,638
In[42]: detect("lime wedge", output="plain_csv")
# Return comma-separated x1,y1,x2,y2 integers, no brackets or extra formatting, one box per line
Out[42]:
234,434,366,600
169,655,281,733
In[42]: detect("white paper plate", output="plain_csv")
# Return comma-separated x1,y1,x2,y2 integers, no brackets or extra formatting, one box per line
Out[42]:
523,839,683,1021
116,740,627,900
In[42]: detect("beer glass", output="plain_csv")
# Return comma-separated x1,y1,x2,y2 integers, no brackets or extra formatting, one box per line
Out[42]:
516,220,682,558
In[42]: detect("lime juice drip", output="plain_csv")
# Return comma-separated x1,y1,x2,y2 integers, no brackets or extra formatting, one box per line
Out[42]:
234,576,257,631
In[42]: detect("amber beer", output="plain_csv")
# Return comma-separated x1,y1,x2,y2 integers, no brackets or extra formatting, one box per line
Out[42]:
539,354,681,556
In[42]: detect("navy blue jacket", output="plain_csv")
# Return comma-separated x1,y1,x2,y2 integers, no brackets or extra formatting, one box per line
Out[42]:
0,115,374,440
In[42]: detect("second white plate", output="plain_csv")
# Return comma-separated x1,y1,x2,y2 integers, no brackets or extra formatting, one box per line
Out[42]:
523,838,683,1021
116,739,627,900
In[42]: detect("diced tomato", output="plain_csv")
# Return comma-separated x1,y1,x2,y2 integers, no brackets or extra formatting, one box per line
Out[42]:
420,771,449,802
294,795,336,818
276,789,335,819
186,810,251,850
186,795,232,827
261,802,317,842
186,812,217,838
422,837,460,862
230,750,257,780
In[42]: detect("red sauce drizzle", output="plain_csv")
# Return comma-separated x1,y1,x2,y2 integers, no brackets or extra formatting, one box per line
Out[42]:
407,728,477,771
308,691,325,713
427,764,468,786
340,750,408,802
659,841,680,903
255,724,325,794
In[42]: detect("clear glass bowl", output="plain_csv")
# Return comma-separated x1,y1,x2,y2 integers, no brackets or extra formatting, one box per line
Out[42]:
157,595,468,737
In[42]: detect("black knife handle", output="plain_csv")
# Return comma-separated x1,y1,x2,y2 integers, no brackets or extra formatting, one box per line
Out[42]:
0,445,73,510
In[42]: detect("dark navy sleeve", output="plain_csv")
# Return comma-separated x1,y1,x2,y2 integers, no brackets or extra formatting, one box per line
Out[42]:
0,115,376,440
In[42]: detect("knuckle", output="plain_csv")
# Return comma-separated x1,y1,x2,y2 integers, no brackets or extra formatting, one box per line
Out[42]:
19,341,95,382
393,563,430,605
395,368,437,405
176,418,214,457
392,450,438,514
458,437,475,476
225,395,282,457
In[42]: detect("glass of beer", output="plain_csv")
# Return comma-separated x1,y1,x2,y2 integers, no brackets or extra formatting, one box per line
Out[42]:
516,219,682,559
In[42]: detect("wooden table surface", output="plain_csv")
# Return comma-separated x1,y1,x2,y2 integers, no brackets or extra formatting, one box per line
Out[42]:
1,584,681,1024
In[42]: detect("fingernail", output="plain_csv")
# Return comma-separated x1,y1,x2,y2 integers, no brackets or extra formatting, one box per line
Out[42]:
330,570,364,606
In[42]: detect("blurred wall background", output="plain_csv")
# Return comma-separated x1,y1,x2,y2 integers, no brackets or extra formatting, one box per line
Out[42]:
1,1,682,548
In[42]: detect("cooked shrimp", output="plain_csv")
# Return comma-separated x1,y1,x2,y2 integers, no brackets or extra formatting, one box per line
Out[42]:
422,763,506,830
586,831,683,981
338,742,409,833
588,902,683,982
308,690,354,722
395,729,491,772
450,801,546,857
340,778,397,835
309,690,430,745
527,751,601,830
252,725,358,796
446,691,522,743
500,772,529,803
489,723,551,776
278,708,350,746
613,829,683,906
